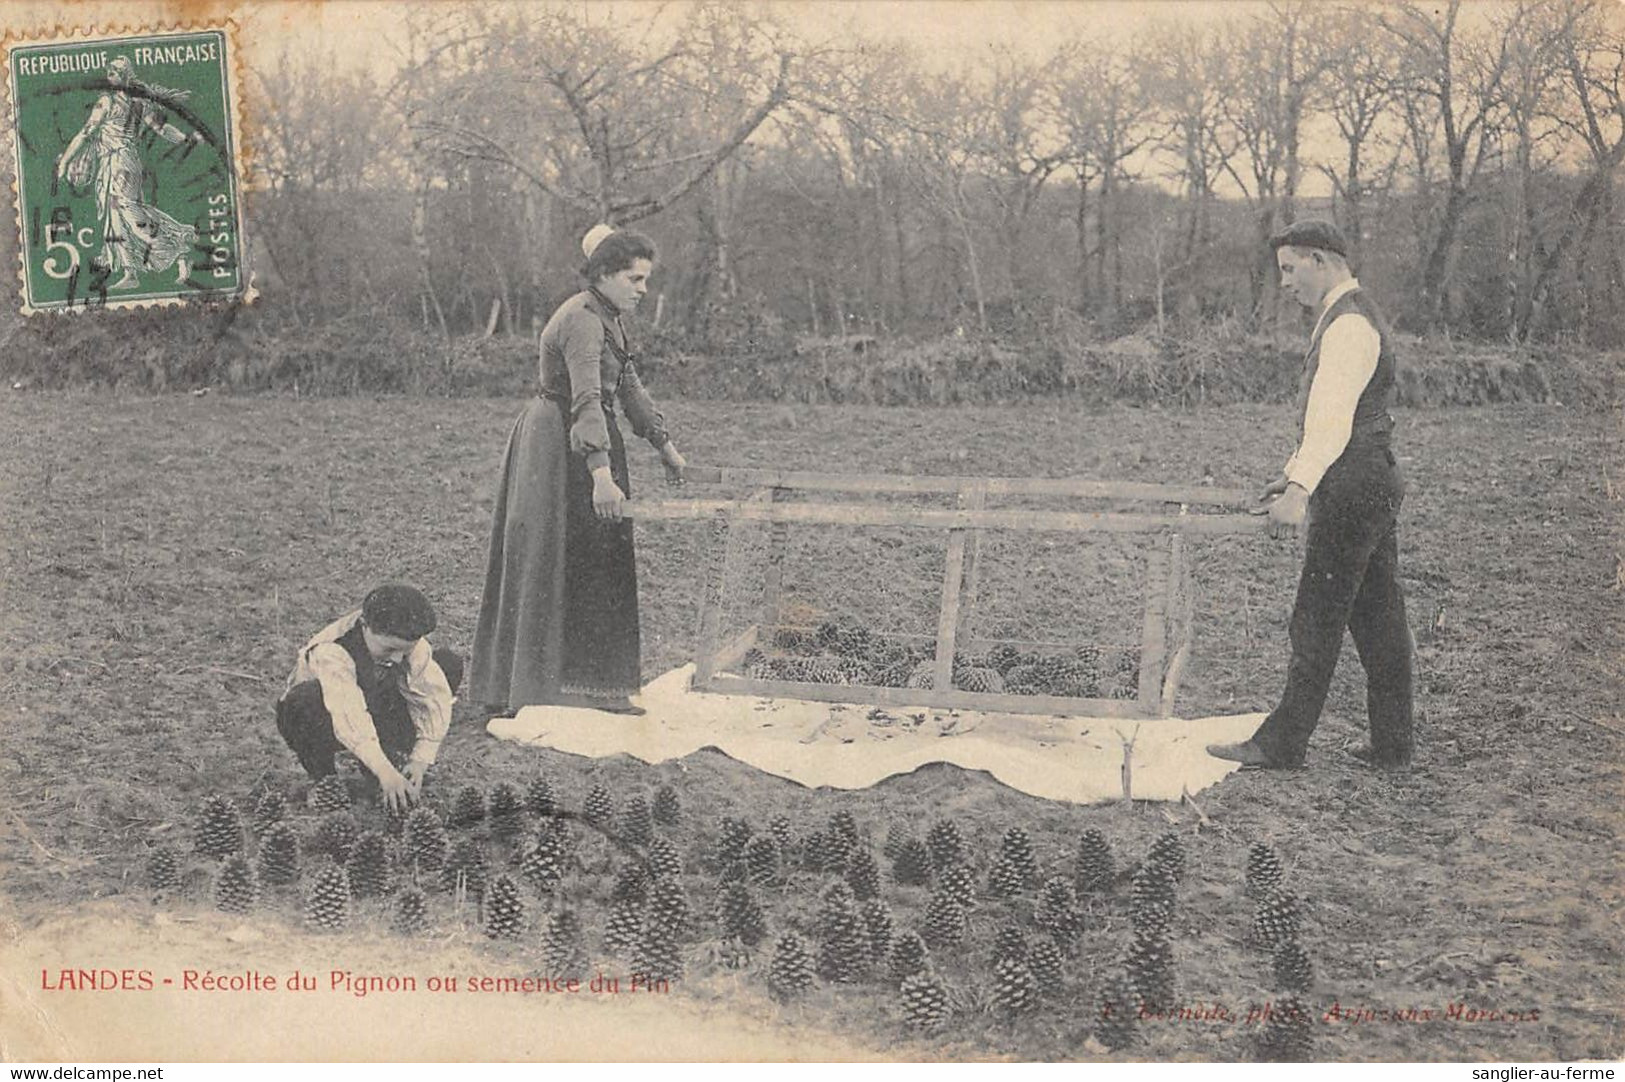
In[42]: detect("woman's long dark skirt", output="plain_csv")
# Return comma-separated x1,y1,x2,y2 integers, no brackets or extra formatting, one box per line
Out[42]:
469,397,642,709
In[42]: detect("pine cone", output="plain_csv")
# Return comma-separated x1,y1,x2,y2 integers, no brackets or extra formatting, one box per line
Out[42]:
1035,876,1084,946
449,785,486,828
900,970,950,1030
992,926,1028,964
921,890,967,946
1252,888,1301,950
403,807,448,873
998,826,1037,883
1245,842,1284,900
440,838,488,900
633,921,682,984
524,774,556,818
194,794,243,860
543,909,588,978
520,827,566,893
581,784,614,826
346,831,391,898
846,849,882,900
860,897,894,964
1096,970,1139,1050
646,874,690,935
1075,828,1114,894
252,789,287,836
213,854,257,914
820,823,854,874
992,955,1039,1016
925,820,967,870
1273,939,1313,994
889,931,929,985
259,823,300,886
304,863,352,931
620,796,654,847
483,873,525,940
717,881,768,948
393,886,429,935
1257,996,1313,1061
308,775,350,815
1027,937,1064,993
310,811,359,866
768,815,794,859
891,838,932,886
714,816,753,870
652,784,681,827
647,835,683,879
937,862,976,909
487,783,525,839
603,899,643,957
816,882,869,982
956,666,1006,694
1147,831,1187,884
1126,930,1176,1013
146,847,181,891
611,861,650,905
769,933,815,999
746,837,781,887
986,853,1025,899
1131,858,1177,937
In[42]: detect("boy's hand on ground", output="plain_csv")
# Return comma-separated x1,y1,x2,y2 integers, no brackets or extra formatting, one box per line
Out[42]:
377,767,413,813
403,760,428,800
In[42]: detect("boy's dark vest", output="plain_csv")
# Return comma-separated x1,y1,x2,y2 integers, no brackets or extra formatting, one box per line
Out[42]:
332,621,406,717
1297,287,1397,455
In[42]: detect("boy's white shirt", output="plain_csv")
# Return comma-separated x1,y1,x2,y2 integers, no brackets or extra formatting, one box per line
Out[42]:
285,610,454,773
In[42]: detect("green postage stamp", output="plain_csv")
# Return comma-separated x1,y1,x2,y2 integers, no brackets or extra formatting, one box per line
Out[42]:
4,26,248,312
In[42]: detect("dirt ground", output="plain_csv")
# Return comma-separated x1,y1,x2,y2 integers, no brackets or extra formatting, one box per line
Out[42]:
0,393,1619,1062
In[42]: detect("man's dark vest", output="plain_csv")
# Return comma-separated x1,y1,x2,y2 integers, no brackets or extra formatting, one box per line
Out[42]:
1297,286,1397,453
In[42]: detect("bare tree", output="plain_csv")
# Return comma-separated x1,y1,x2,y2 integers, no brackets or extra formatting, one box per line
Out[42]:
1316,7,1405,261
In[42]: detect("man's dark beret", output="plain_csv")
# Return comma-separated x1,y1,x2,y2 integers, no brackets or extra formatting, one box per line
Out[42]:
1269,218,1350,259
362,583,437,640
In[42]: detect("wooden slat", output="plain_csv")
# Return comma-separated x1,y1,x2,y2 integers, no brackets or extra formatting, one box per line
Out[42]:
1137,541,1170,716
713,624,761,674
933,527,969,691
704,674,1151,719
677,465,1251,506
759,486,790,637
624,498,1267,535
690,513,731,689
1160,534,1195,716
957,487,986,650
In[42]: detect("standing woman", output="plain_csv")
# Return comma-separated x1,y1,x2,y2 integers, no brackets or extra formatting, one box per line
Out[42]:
471,225,685,716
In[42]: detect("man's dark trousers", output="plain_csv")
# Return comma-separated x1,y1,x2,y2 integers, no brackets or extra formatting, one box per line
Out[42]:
1250,447,1415,766
276,649,464,778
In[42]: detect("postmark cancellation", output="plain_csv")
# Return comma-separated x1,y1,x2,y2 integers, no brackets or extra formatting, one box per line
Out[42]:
4,24,249,313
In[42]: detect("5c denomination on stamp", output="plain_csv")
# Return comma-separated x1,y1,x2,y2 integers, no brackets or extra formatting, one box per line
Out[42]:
4,24,248,312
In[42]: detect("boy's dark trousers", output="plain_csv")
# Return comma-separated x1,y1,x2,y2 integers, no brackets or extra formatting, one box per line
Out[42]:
1249,448,1415,767
275,649,463,778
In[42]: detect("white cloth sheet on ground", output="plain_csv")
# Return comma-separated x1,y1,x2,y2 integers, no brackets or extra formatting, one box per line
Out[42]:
486,664,1265,805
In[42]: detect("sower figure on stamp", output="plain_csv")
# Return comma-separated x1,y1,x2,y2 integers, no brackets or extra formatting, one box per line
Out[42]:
276,584,464,810
54,55,202,290
1208,220,1416,770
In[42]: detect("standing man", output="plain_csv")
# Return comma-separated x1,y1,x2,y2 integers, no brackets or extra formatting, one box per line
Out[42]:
1208,220,1415,770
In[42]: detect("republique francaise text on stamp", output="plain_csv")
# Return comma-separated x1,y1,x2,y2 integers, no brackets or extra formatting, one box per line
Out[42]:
4,25,247,313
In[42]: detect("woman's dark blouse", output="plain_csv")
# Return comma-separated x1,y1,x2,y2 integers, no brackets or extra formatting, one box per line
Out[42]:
537,290,670,472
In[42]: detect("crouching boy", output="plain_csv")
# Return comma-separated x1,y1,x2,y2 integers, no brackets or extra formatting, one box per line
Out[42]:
275,584,462,810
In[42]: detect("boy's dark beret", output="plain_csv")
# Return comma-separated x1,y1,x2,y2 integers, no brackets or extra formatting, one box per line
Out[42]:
362,583,436,640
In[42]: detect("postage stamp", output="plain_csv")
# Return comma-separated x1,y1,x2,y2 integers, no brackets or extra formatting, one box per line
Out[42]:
3,25,248,313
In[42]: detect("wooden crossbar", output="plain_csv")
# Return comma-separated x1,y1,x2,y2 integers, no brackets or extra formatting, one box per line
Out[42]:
623,497,1266,535
677,465,1250,506
655,466,1265,721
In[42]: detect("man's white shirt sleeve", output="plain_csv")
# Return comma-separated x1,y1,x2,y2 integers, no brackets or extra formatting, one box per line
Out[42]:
1285,313,1381,494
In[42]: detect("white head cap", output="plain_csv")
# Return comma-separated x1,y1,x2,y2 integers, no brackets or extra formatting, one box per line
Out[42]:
581,224,615,260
